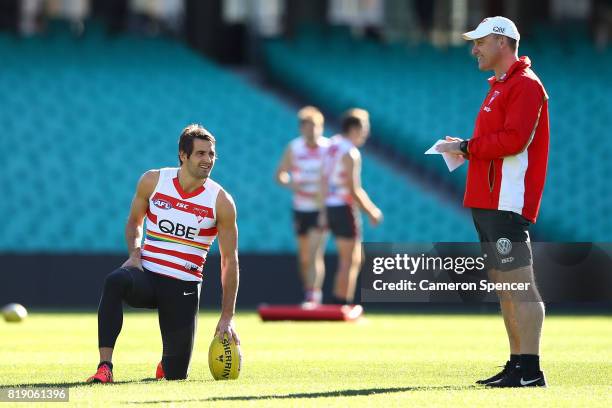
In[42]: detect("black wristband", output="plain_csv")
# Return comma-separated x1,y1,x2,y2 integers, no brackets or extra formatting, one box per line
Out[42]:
459,140,469,154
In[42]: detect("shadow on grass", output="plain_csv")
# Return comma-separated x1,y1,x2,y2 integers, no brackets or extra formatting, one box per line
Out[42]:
127,385,478,404
0,378,159,388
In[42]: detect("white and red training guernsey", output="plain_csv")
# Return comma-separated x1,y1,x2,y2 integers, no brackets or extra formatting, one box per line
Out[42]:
324,135,355,206
289,136,329,211
141,168,220,282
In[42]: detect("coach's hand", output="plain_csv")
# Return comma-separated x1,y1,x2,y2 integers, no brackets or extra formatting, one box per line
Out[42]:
436,140,463,156
121,252,143,271
216,316,240,345
445,136,463,143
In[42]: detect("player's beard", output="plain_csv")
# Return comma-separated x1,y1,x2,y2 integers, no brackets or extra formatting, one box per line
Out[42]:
186,161,212,180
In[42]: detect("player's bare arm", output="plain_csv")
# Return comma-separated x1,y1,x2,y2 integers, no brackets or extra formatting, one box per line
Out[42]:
344,149,382,225
214,189,240,345
121,170,159,271
275,146,293,188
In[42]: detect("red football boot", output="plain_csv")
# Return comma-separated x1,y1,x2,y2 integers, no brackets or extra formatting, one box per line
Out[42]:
156,361,165,380
86,363,113,384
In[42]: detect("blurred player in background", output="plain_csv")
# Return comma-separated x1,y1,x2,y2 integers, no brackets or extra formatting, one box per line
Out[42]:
275,106,329,306
322,108,383,305
437,17,549,387
87,124,240,383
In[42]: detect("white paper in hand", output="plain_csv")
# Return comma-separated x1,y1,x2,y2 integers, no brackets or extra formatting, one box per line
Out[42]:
424,140,465,172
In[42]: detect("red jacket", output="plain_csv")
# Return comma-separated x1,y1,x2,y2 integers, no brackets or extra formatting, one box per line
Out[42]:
465,56,549,223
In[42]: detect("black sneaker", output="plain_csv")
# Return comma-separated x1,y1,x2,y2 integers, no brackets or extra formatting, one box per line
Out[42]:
486,369,547,388
476,361,517,385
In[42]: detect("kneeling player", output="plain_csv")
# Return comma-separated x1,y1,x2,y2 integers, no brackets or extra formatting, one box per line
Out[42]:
87,124,240,383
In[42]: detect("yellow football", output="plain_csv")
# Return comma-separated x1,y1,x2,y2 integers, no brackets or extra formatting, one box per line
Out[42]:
208,335,241,380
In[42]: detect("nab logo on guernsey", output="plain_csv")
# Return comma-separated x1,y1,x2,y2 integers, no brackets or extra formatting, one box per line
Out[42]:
153,199,172,210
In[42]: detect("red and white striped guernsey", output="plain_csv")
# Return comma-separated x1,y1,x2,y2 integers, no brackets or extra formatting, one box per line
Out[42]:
141,167,221,282
324,135,355,206
290,136,329,211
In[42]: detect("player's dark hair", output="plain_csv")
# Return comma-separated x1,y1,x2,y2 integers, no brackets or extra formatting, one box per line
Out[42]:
178,124,216,165
341,108,369,134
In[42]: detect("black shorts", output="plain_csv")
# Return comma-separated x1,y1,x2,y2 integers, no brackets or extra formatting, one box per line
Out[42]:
293,210,320,236
327,205,361,239
471,208,532,271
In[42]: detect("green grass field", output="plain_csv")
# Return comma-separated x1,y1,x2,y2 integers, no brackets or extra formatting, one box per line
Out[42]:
1,311,610,407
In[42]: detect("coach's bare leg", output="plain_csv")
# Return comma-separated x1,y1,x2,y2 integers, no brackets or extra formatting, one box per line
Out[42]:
334,238,362,302
497,266,545,355
99,347,113,363
500,299,521,354
489,268,521,354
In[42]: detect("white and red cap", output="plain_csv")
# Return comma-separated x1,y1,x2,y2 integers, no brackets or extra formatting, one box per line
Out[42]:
462,16,520,41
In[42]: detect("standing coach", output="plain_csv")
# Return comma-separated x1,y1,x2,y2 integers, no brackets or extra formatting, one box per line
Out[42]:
437,16,549,387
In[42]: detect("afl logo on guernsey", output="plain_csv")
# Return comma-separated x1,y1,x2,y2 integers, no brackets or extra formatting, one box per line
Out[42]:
153,199,172,210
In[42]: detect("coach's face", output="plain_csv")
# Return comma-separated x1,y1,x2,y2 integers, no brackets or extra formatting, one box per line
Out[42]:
181,139,216,180
472,35,502,71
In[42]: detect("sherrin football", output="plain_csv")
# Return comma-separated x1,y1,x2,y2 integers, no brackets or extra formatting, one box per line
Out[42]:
2,303,28,322
208,335,241,380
